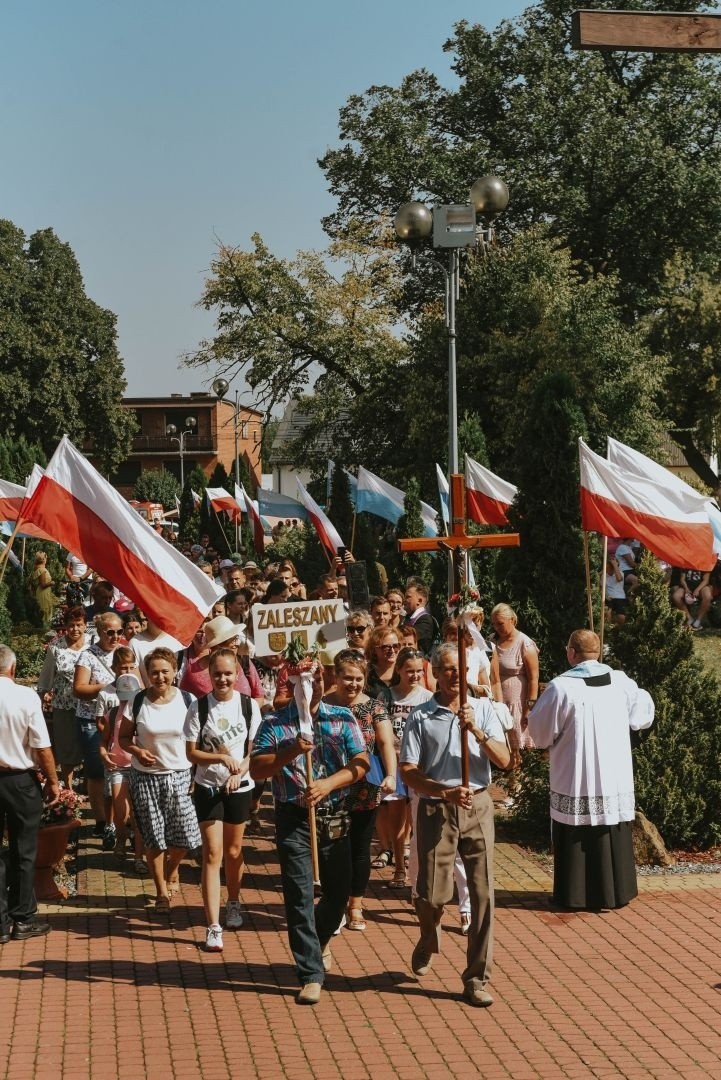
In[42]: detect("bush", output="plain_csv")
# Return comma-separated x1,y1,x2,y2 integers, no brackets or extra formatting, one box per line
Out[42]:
609,554,721,849
508,750,551,850
10,631,47,680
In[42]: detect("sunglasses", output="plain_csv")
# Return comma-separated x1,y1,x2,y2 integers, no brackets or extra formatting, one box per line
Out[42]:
398,648,424,660
379,643,400,652
347,625,367,634
291,580,299,587
102,629,122,637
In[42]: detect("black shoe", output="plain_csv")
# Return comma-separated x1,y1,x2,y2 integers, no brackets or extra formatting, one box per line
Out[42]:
0,926,11,945
92,821,106,838
12,919,51,941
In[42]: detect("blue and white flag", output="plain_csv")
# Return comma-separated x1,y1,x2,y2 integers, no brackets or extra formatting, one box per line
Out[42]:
356,467,438,538
435,464,450,532
257,488,308,522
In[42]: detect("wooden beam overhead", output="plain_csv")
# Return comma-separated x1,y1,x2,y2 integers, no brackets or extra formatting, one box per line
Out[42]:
572,9,721,52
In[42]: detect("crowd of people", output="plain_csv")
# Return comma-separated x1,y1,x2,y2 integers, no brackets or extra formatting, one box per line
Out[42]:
0,537,653,1009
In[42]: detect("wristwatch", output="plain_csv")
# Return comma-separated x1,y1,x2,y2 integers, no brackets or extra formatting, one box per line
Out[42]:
478,729,490,745
526,699,537,709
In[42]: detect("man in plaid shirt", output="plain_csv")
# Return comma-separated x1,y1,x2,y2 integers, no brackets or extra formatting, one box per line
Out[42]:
251,665,368,1006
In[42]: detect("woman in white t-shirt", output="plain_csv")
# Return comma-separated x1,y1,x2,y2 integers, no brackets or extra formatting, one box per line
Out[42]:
375,648,433,887
119,647,201,912
184,648,262,953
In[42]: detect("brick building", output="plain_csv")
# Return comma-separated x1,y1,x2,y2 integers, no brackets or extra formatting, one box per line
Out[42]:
99,393,263,496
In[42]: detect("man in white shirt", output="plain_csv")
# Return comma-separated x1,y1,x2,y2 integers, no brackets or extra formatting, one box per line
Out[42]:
528,629,654,912
400,643,509,1008
130,620,184,687
0,645,60,942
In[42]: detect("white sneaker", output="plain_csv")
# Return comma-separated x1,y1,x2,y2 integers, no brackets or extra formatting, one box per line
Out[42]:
225,901,243,929
205,924,223,952
333,912,346,936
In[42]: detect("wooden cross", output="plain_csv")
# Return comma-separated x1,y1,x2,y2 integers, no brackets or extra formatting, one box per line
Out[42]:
572,9,721,52
398,473,520,785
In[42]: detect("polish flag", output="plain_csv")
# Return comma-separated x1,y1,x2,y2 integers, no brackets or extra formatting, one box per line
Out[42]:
206,486,241,524
237,483,265,553
607,436,721,555
19,437,224,643
465,456,518,527
579,439,715,571
0,476,55,542
296,478,345,560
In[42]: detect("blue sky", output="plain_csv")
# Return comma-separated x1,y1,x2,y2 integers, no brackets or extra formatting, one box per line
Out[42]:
2,0,529,400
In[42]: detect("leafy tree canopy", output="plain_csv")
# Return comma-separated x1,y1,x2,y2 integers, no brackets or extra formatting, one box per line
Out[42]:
0,220,134,472
133,470,180,509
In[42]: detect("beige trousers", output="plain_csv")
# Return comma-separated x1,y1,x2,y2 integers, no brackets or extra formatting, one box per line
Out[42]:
414,789,494,989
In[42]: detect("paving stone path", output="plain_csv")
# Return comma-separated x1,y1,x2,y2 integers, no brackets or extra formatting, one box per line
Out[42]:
1,803,720,1079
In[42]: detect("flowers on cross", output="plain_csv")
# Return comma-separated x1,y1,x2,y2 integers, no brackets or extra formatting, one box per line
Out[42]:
38,782,86,828
447,585,482,618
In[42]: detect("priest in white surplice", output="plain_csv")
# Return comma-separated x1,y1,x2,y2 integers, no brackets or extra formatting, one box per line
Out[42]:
528,629,654,911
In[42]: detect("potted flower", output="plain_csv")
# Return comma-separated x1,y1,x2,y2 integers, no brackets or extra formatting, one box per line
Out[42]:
35,781,85,901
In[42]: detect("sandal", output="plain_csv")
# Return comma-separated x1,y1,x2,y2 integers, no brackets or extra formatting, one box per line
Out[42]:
346,907,366,931
371,850,392,869
154,896,171,912
166,878,180,896
388,870,408,889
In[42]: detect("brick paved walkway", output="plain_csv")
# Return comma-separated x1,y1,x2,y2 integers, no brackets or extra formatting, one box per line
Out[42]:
1,804,720,1080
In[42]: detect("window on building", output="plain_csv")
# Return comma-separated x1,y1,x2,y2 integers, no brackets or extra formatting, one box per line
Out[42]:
240,421,249,440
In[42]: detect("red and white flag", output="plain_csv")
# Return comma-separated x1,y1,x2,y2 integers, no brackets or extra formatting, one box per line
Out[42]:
579,439,715,571
0,475,55,541
296,478,345,560
465,455,517,527
19,437,223,643
206,486,241,524
237,483,265,553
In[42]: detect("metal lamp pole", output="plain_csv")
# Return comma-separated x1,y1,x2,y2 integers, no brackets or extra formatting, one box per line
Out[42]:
394,177,509,586
213,378,241,550
166,416,197,490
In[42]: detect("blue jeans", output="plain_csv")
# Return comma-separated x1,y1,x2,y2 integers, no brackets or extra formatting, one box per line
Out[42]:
275,802,352,986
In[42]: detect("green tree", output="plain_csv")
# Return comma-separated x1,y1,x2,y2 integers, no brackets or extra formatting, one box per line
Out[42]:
133,470,180,509
0,220,134,471
179,465,207,542
319,1,721,484
0,434,47,484
502,372,588,679
396,477,431,585
327,463,354,547
609,555,721,848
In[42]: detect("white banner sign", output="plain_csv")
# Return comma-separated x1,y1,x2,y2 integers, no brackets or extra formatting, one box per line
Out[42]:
251,599,347,656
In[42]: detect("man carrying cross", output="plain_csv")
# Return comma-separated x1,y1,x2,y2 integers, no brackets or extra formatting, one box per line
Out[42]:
399,642,509,1007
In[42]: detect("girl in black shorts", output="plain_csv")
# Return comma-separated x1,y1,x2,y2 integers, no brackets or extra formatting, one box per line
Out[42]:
184,648,262,952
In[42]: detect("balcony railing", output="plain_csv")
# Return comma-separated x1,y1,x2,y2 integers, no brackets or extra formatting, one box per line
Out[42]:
130,435,216,454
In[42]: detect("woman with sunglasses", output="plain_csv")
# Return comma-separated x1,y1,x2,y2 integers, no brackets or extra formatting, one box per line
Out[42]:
346,611,373,652
323,649,396,931
73,611,124,840
374,646,434,886
364,626,401,699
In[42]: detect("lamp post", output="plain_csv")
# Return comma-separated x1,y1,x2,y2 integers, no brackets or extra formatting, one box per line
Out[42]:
393,176,509,480
212,377,241,549
165,416,197,490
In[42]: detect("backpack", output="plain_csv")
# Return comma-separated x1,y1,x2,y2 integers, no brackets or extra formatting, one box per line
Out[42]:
131,687,193,721
195,692,253,758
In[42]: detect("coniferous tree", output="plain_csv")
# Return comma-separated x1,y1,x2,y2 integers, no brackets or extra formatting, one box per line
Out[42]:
396,477,431,586
327,463,354,548
179,465,207,542
502,373,588,679
352,512,386,596
609,555,721,849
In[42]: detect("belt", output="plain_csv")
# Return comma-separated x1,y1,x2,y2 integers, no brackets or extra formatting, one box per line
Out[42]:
0,766,35,776
420,787,487,804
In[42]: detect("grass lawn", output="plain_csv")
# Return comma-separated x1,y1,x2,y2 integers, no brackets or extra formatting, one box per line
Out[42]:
692,628,721,680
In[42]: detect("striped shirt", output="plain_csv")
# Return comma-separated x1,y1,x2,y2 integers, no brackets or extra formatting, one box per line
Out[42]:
251,701,366,809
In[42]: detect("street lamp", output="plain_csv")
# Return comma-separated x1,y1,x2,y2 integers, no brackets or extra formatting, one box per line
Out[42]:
166,416,197,489
394,176,509,479
213,377,241,549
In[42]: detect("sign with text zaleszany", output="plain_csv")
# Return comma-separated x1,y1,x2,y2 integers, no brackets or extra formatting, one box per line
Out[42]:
251,599,347,656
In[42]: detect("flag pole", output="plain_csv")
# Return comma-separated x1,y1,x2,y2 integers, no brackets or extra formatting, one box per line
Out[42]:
212,508,235,556
0,520,24,585
582,530,595,632
599,536,608,652
350,511,357,555
305,750,321,886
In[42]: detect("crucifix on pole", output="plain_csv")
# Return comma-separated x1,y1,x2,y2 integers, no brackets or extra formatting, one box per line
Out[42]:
398,473,519,786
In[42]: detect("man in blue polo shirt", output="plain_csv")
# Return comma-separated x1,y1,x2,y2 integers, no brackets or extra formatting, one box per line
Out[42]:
250,664,368,1006
400,642,509,1008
